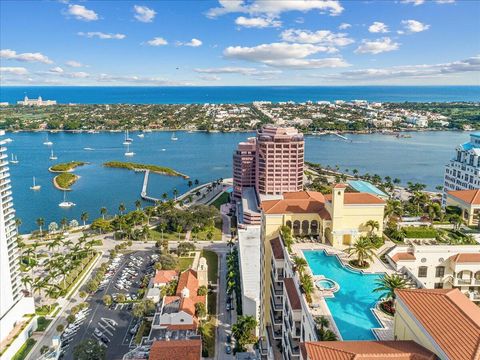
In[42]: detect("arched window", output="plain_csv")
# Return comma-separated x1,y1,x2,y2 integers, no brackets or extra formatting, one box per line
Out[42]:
286,220,292,229
301,220,309,235
293,220,301,236
475,271,480,281
310,220,318,235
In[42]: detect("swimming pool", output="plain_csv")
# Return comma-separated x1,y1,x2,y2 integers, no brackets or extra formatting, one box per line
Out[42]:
303,250,385,340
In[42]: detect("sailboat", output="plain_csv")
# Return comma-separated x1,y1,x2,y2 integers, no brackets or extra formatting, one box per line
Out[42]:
124,143,135,157
137,133,145,138
10,154,19,164
43,134,53,146
171,132,178,141
59,191,75,208
123,130,133,145
30,177,41,191
49,149,57,160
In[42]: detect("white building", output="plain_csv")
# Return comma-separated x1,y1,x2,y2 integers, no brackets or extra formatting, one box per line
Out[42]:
0,130,36,359
405,116,428,127
237,226,261,335
17,96,56,106
386,244,480,302
443,132,480,205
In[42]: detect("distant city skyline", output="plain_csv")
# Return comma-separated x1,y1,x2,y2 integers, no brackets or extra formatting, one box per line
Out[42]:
0,0,479,86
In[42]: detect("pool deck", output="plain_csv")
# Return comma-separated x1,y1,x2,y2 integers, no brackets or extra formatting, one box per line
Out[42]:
292,243,395,341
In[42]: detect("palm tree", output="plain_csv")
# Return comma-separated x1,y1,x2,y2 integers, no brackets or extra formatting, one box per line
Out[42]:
187,180,193,188
100,207,107,219
21,275,33,291
176,224,183,241
173,188,178,201
36,217,45,236
374,274,408,301
385,200,403,220
346,237,376,267
143,225,150,240
118,203,126,215
292,256,308,275
81,212,89,227
159,223,167,240
162,192,168,201
194,179,199,186
60,217,68,231
15,217,22,233
135,200,142,210
365,220,380,235
300,273,314,303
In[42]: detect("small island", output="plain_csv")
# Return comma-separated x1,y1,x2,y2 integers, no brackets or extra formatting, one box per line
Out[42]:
103,161,189,179
49,161,86,173
53,173,79,191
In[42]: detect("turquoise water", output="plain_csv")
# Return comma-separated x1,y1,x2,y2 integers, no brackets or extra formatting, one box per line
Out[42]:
303,250,385,340
2,130,472,232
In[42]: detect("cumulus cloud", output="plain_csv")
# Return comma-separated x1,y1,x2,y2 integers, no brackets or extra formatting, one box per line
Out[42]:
0,49,53,64
0,66,28,75
235,16,281,28
68,71,89,78
78,32,126,40
368,21,389,33
355,37,399,54
194,67,281,76
146,37,168,46
49,66,64,73
207,0,343,18
65,60,84,67
133,5,156,22
319,55,480,81
401,20,430,34
263,57,349,69
338,23,351,30
67,4,98,21
176,38,203,47
280,29,354,47
198,75,221,81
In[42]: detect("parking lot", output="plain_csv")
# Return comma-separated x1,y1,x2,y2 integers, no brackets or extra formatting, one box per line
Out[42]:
60,251,156,360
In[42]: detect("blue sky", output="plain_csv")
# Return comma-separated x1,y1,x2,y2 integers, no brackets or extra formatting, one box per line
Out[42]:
0,0,479,86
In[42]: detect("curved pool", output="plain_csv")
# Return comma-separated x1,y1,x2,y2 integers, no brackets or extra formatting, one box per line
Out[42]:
315,278,338,291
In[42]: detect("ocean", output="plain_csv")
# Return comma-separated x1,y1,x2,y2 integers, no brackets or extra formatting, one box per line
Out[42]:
1,86,479,104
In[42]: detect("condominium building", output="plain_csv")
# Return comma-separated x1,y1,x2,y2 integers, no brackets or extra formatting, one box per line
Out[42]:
443,132,480,205
17,95,56,106
0,130,35,359
255,125,304,197
233,137,257,200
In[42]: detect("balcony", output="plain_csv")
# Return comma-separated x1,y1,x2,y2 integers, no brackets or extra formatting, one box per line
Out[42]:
270,293,283,312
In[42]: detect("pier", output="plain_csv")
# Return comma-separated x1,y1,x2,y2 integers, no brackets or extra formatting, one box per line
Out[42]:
334,133,349,141
140,170,160,203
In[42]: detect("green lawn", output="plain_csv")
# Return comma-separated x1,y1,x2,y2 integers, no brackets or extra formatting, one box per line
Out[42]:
12,338,36,360
202,317,216,358
176,257,194,271
149,229,186,241
207,291,217,315
195,226,222,241
36,316,52,332
201,250,218,284
210,191,230,209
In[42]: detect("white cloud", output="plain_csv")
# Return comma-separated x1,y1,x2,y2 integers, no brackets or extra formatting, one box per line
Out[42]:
49,66,64,73
65,60,84,67
235,16,281,28
338,23,351,30
146,37,168,46
401,20,430,33
355,37,399,54
400,0,424,5
368,21,389,33
69,71,89,78
262,57,349,69
194,67,281,76
67,4,98,21
436,0,455,3
198,75,221,81
177,38,203,47
280,29,354,47
0,66,28,75
319,55,480,81
96,73,192,85
0,49,53,64
207,0,344,18
78,32,126,40
133,5,156,23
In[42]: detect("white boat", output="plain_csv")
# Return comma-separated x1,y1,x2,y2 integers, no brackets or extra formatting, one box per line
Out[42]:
144,129,152,133
49,149,58,160
43,134,53,146
83,147,94,151
124,143,135,157
137,133,145,138
123,130,133,145
10,154,19,164
171,132,178,141
4,138,13,143
161,148,166,151
59,191,75,208
30,177,41,191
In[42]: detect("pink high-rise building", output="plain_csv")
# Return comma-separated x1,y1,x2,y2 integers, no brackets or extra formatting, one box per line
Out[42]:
255,125,304,196
233,137,257,200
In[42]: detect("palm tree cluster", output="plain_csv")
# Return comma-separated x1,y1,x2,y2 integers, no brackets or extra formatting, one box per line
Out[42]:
226,248,242,311
232,315,257,352
314,316,337,341
292,256,314,304
346,237,376,268
373,274,408,315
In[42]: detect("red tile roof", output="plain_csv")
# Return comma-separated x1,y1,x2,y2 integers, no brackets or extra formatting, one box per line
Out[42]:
270,237,285,260
450,253,480,263
325,192,385,205
153,270,178,285
391,252,416,262
176,269,199,297
149,339,201,360
447,189,480,205
284,277,302,310
261,191,330,219
334,183,349,189
300,341,436,360
395,288,480,360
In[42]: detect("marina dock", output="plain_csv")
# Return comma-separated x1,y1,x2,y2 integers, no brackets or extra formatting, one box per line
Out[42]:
140,170,159,203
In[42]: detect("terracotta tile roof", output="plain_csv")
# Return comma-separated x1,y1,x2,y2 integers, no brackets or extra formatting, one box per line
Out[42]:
448,189,480,205
325,192,385,205
164,324,197,331
149,339,201,360
334,183,349,189
395,288,480,360
449,253,480,263
391,252,416,262
176,269,199,297
284,277,302,310
300,341,436,360
261,191,329,217
153,270,178,285
270,237,284,260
